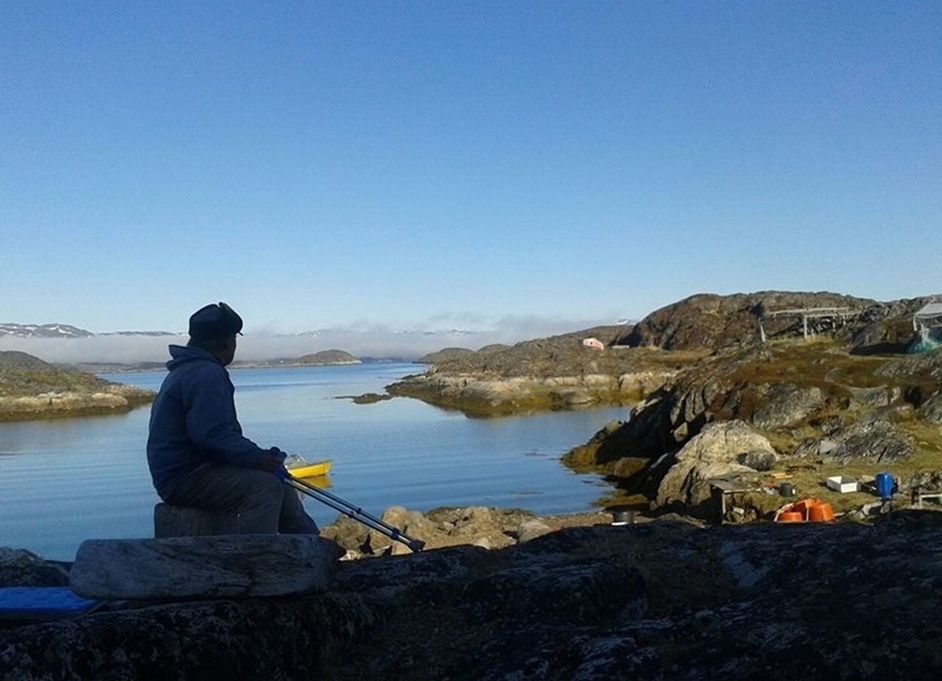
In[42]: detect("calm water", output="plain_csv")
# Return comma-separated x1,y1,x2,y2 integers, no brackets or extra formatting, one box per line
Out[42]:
0,363,627,560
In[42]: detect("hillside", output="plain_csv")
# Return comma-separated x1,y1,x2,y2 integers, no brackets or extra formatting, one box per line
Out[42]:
416,326,629,377
0,351,154,421
385,291,938,417
615,291,935,353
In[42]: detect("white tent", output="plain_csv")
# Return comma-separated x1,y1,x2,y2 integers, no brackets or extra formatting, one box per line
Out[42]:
914,302,942,341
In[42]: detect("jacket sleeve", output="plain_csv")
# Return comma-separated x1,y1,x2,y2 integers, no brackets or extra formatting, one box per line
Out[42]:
182,364,267,469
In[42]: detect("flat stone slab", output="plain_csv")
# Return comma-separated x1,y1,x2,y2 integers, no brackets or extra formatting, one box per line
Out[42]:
70,534,336,600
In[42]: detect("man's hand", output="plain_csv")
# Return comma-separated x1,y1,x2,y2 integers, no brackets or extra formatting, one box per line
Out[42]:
257,447,287,474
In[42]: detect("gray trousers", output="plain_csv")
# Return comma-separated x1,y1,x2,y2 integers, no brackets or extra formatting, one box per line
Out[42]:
165,464,319,535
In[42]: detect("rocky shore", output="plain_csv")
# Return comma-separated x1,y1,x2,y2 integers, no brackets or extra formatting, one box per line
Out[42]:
385,325,698,416
3,508,942,680
380,291,942,519
563,314,942,518
0,351,153,422
386,368,673,416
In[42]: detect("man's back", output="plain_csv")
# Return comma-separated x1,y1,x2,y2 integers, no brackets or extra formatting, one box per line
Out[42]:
147,344,257,499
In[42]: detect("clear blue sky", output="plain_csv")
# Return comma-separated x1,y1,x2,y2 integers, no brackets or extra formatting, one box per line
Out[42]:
1,2,939,334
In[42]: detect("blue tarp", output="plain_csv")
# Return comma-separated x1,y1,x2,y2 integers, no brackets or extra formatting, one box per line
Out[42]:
910,329,942,353
0,587,100,619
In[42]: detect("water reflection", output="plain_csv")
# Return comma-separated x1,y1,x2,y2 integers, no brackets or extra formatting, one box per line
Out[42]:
0,363,629,560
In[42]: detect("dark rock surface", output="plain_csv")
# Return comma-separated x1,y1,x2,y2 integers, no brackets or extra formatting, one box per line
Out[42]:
0,549,69,587
4,513,942,680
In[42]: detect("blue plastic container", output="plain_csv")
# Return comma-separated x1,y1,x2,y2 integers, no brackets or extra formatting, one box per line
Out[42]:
875,472,894,498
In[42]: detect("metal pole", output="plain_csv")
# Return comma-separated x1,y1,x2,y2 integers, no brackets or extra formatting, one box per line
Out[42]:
281,472,425,552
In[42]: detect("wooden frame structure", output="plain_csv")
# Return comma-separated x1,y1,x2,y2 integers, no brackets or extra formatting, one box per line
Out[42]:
758,307,859,343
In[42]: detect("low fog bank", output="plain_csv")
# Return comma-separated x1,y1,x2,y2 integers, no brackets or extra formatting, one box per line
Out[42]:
0,317,612,365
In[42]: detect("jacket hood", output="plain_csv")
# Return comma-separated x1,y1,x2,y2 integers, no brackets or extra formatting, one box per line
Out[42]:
166,344,223,371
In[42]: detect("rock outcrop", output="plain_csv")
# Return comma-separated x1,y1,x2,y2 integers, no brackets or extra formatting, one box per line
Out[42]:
69,535,338,599
4,512,942,680
386,325,690,416
320,506,599,558
616,291,875,351
0,548,69,587
615,290,936,354
653,421,776,508
563,323,942,514
386,371,653,416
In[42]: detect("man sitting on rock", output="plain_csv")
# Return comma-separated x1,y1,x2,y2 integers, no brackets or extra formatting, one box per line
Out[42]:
147,302,318,535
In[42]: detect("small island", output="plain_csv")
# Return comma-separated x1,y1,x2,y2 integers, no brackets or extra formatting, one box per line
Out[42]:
294,349,361,366
0,351,154,422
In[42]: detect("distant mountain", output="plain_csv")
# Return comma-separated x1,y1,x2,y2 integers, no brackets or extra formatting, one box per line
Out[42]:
0,323,93,339
0,319,615,365
99,331,179,337
285,327,482,338
0,323,177,339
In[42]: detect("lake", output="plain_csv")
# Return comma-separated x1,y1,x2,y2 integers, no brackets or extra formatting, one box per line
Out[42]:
0,362,627,560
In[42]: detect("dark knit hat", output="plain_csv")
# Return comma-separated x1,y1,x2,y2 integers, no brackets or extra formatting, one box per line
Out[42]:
188,302,243,341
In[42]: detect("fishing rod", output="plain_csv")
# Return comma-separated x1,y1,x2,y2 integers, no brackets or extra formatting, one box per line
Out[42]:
278,469,425,553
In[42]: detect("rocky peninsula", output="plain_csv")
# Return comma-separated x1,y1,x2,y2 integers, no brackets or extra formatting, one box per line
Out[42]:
561,292,942,519
0,351,154,422
386,326,697,416
383,291,942,519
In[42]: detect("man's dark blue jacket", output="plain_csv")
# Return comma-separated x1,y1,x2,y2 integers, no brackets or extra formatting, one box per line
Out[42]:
147,345,270,500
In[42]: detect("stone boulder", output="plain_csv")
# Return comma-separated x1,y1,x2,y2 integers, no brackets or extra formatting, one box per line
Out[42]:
921,392,942,425
0,548,69,587
750,383,823,429
322,506,539,557
656,421,776,508
514,518,554,543
69,535,338,599
366,506,439,554
320,515,371,555
845,385,899,409
832,420,913,462
794,418,916,463
738,449,778,472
